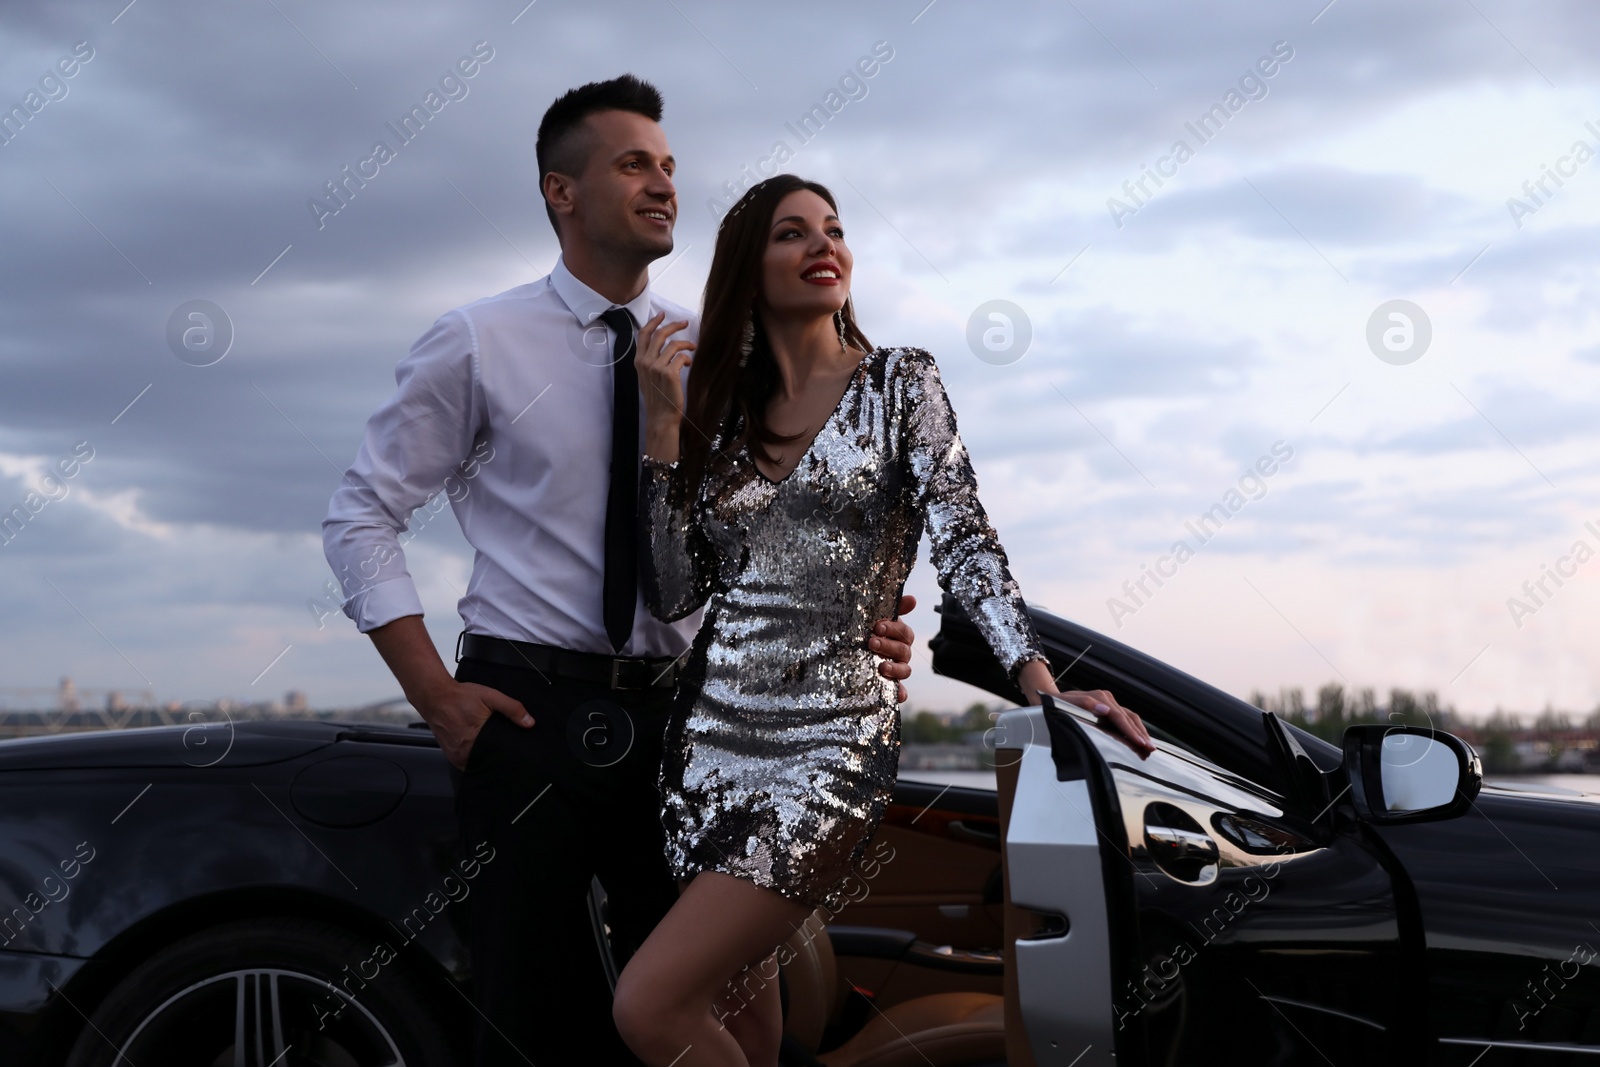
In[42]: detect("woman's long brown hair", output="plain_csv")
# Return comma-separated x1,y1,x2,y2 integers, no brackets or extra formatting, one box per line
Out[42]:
678,175,872,497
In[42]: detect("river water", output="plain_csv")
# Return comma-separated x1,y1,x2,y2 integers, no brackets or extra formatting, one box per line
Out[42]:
898,767,1600,796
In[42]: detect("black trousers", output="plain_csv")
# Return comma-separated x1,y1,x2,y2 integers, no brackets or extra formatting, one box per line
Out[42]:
451,655,680,1066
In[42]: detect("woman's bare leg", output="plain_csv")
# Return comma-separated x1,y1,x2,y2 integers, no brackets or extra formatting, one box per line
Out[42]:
716,949,786,1066
613,871,812,1067
662,881,788,1065
680,880,788,1066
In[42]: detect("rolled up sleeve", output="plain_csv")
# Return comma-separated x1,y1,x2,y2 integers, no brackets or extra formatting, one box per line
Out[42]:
322,310,482,632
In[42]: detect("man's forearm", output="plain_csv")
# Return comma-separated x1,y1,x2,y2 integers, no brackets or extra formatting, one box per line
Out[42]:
368,615,454,716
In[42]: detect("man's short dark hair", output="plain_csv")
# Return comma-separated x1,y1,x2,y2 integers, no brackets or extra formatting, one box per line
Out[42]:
536,74,664,234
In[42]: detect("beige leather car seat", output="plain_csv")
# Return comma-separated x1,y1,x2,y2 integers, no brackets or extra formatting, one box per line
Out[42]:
780,910,1006,1067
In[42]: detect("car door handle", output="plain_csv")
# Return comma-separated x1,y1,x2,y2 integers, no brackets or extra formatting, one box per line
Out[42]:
1144,804,1220,884
947,819,1000,847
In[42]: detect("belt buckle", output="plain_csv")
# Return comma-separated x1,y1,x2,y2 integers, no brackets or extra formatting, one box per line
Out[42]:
609,658,625,690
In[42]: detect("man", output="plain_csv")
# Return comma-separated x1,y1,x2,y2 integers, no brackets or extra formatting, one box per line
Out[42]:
322,75,917,1065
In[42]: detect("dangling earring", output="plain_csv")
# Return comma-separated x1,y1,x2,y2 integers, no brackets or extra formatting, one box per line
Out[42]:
834,309,848,353
738,315,755,367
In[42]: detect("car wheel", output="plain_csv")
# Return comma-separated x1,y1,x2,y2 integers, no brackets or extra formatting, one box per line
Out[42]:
64,916,456,1067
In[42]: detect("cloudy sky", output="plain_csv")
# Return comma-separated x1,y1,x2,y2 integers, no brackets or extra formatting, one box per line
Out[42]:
1,0,1596,719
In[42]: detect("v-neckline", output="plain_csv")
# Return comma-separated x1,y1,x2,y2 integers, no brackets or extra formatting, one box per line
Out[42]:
748,348,875,487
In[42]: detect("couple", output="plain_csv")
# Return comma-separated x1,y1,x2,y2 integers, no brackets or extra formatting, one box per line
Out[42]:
324,74,1151,1067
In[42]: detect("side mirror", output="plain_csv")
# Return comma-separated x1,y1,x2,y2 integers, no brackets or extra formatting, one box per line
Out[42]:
1342,725,1482,824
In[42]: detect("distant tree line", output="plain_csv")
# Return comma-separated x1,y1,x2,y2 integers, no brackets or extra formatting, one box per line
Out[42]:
902,702,1002,744
1250,682,1600,775
903,687,1600,777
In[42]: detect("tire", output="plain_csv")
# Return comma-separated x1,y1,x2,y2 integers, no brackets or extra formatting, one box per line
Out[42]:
64,916,457,1067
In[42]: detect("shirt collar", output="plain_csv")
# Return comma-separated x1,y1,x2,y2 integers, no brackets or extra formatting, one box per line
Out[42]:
549,253,657,328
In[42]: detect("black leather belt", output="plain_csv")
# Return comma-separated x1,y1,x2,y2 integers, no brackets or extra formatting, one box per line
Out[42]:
457,632,679,690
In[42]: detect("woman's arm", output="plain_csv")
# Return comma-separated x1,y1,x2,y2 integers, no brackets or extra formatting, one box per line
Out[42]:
638,456,715,622
897,348,1154,755
897,349,1048,682
635,310,713,621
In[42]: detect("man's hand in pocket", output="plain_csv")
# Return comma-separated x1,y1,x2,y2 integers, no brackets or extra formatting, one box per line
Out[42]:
416,679,534,770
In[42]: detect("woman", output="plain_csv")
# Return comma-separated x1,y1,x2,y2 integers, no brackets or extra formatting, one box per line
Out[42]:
613,174,1153,1067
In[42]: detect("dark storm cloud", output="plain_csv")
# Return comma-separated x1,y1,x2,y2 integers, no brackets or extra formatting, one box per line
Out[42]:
1,0,1596,703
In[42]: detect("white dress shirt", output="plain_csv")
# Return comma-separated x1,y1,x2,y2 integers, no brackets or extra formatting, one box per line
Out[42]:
322,254,702,658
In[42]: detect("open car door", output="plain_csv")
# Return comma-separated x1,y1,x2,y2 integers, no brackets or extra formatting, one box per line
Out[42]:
994,695,1414,1064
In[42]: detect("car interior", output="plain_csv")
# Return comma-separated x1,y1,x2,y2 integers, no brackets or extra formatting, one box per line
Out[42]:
774,773,1012,1066
767,721,1085,1067
587,674,1018,1066
761,594,1296,1066
586,596,1303,1065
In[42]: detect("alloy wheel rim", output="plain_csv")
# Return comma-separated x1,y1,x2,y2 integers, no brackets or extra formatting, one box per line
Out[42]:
111,966,406,1067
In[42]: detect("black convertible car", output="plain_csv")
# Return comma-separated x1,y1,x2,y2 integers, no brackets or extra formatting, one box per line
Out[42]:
1,596,1595,1065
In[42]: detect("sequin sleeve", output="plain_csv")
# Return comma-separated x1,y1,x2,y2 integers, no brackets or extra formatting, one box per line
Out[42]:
639,454,714,622
897,349,1048,681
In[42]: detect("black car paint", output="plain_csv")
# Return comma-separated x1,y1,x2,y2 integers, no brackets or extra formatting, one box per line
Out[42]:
0,715,979,1064
932,593,1600,1063
3,596,1597,1063
1046,697,1410,1062
0,721,481,1060
1378,789,1600,1059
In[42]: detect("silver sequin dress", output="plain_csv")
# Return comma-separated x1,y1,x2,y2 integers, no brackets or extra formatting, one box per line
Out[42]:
640,346,1046,911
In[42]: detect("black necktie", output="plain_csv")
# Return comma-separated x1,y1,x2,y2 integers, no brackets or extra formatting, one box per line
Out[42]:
599,307,639,653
